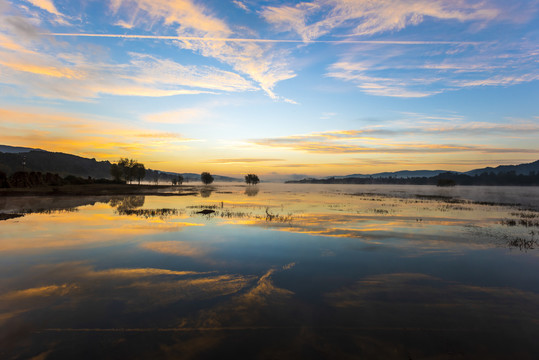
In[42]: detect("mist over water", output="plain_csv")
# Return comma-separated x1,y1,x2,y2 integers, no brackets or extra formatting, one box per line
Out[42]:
1,184,538,359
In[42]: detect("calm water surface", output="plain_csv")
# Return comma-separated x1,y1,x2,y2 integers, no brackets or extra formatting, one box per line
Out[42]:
1,184,539,359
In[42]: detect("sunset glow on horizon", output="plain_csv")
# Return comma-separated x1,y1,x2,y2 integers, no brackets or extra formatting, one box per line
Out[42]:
0,0,537,179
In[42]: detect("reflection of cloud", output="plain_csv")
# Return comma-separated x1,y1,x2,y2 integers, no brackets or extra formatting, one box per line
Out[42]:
326,273,539,324
1,284,77,300
141,241,209,257
241,268,294,305
183,265,296,331
0,204,200,253
222,210,496,254
90,268,211,278
0,262,255,333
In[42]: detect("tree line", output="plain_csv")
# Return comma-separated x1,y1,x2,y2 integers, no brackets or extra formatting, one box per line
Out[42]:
110,160,261,186
110,158,146,184
286,171,539,186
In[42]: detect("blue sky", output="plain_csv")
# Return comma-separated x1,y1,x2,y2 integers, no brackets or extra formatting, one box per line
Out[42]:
0,0,537,178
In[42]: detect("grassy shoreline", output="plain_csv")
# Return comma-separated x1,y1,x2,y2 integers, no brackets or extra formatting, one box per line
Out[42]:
0,183,202,197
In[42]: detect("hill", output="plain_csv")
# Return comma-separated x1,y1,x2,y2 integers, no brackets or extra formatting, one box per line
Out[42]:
465,160,539,176
0,150,112,178
305,160,539,182
338,170,449,179
0,145,241,182
0,145,44,154
287,159,539,185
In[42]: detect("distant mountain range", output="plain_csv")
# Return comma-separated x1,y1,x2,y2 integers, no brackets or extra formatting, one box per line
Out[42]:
2,145,538,184
315,160,539,181
0,145,44,154
0,145,240,182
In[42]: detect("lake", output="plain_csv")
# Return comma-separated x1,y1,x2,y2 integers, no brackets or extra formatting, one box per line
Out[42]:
1,184,539,359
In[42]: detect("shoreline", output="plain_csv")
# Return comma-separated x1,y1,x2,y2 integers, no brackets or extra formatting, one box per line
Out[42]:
0,183,208,197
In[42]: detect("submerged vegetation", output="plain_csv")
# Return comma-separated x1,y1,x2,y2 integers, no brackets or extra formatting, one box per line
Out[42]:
116,208,183,218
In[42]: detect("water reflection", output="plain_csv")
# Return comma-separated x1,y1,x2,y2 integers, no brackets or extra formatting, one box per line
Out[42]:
244,186,259,197
199,186,214,198
109,195,145,211
1,184,538,358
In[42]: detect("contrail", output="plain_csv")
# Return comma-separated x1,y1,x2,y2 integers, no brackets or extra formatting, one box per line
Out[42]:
43,33,482,45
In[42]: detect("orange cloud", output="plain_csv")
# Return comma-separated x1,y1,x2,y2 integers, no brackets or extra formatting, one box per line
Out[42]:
0,106,197,161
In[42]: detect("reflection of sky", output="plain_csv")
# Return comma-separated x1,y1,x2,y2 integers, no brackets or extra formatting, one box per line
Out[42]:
1,184,539,358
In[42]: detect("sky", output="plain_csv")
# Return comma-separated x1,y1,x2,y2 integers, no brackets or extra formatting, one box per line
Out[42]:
0,0,538,179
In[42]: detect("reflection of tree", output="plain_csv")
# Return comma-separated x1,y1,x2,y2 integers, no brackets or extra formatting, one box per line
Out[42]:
244,186,259,197
109,196,145,211
200,187,213,198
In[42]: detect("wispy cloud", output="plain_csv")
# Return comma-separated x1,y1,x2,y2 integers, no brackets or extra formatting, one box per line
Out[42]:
252,140,536,154
109,0,296,100
207,158,284,163
23,0,70,25
326,37,538,97
0,41,254,100
143,107,211,124
250,121,539,156
25,0,63,17
261,0,503,41
0,1,255,100
0,106,197,159
259,0,538,97
114,20,134,29
232,1,249,13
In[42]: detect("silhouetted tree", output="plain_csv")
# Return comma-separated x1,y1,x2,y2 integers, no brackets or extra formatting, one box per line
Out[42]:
133,163,146,185
176,175,184,185
0,171,8,188
437,178,456,187
245,174,260,185
201,172,214,185
110,163,122,182
114,158,146,184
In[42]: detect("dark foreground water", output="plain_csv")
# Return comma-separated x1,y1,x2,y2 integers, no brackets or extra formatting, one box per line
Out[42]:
1,184,539,359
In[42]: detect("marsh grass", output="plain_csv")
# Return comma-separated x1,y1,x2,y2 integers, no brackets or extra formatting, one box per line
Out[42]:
0,208,79,221
506,236,538,251
117,208,183,218
501,218,539,228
